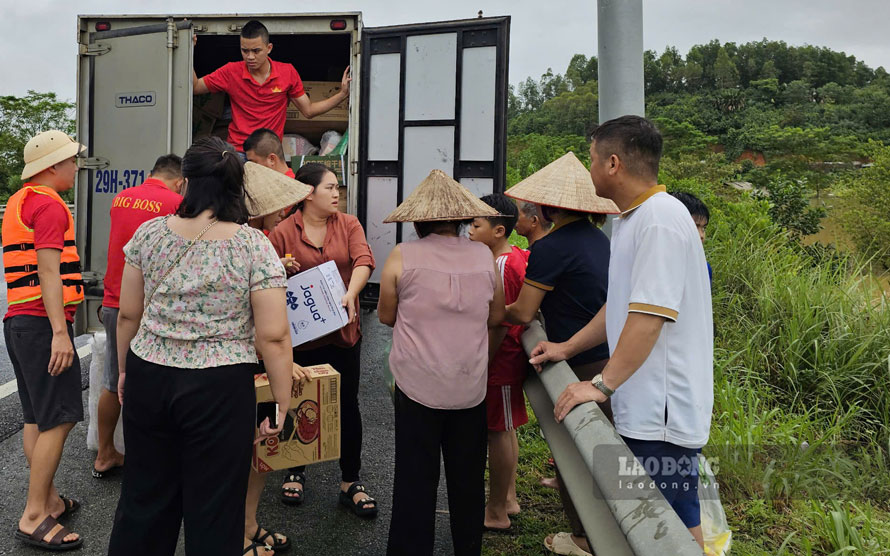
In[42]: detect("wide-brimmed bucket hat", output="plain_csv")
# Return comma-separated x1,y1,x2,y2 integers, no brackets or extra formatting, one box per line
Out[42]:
383,169,498,223
505,152,619,214
21,130,86,180
243,161,313,218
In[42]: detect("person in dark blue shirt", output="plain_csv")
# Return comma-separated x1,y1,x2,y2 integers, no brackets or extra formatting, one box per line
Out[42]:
671,191,712,282
504,151,617,555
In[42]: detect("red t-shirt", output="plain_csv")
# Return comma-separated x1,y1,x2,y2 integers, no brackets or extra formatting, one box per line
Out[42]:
285,168,295,179
4,189,78,321
202,59,305,151
103,179,182,308
489,245,531,386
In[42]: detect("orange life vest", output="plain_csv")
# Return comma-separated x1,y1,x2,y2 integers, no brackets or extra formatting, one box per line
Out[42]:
2,184,84,307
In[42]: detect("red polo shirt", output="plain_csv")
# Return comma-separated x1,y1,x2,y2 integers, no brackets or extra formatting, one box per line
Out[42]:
202,59,305,150
103,179,182,308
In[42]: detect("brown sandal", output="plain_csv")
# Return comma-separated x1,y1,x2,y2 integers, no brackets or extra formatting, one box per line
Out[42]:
14,515,83,551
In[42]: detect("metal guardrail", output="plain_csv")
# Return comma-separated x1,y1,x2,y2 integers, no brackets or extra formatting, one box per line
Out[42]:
521,320,701,556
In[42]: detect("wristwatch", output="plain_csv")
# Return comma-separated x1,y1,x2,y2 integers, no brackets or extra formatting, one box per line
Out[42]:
591,373,615,397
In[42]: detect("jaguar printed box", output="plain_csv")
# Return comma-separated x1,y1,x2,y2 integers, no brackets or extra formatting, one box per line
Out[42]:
285,260,350,347
253,364,341,472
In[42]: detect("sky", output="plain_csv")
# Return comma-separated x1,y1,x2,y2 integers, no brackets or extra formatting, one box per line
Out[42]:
4,0,890,100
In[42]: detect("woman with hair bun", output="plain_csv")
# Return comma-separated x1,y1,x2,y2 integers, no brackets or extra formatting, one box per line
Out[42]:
108,137,297,556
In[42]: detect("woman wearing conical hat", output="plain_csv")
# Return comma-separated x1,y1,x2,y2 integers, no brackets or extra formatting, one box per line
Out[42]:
377,169,506,556
504,151,618,556
241,161,313,555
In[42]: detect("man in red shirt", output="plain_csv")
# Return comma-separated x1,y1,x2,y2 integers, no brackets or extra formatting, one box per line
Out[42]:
244,128,296,178
4,130,85,550
468,193,531,532
95,155,183,478
193,20,350,152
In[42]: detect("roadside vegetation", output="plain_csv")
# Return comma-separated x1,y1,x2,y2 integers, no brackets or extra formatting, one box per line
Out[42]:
494,39,890,555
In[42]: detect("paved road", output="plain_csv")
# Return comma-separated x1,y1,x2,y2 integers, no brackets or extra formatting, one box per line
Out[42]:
0,312,459,555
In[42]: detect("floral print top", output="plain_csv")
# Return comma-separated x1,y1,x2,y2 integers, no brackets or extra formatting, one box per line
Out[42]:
123,216,286,369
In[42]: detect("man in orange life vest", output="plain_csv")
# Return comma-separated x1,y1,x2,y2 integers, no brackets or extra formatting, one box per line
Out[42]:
3,130,85,551
93,155,183,480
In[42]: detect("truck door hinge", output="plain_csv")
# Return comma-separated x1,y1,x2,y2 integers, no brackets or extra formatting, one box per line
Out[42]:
228,23,243,32
79,157,110,170
350,160,358,175
353,39,361,55
79,43,111,56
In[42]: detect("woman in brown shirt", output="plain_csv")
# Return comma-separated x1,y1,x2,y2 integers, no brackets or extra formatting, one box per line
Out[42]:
267,163,377,518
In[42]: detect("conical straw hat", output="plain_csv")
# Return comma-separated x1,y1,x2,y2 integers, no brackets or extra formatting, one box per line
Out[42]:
243,161,313,218
505,152,619,214
383,169,499,223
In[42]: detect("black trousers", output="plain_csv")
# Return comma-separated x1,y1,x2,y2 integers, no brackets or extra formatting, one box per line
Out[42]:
108,351,256,556
289,340,363,482
387,387,487,556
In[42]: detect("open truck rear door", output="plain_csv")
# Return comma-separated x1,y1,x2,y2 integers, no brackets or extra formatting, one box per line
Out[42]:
358,16,510,298
74,18,194,333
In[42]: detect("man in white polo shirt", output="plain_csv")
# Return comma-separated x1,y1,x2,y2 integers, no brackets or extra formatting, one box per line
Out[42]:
530,115,712,550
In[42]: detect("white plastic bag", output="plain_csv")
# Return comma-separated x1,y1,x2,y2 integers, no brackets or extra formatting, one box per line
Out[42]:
86,332,125,454
319,130,343,156
699,457,731,555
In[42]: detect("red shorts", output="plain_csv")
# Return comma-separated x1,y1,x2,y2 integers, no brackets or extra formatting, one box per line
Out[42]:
485,384,528,432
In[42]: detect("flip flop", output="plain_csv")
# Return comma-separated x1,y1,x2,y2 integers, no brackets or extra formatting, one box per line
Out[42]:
57,496,80,520
92,464,123,479
483,525,514,534
543,532,592,556
14,515,83,551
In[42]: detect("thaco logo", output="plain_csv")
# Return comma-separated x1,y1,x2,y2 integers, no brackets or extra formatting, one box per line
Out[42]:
115,92,157,108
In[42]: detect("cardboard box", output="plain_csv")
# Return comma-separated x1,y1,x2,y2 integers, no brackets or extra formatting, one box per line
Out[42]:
286,81,348,122
253,364,340,472
286,260,350,347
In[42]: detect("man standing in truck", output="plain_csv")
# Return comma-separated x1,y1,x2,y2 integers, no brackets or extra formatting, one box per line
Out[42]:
192,19,350,152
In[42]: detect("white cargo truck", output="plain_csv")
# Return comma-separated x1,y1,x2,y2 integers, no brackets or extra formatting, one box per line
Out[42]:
74,13,510,334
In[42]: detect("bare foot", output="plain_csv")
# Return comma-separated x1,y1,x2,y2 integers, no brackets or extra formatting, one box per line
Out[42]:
18,515,79,544
94,451,125,473
506,499,521,516
539,476,560,490
484,505,511,530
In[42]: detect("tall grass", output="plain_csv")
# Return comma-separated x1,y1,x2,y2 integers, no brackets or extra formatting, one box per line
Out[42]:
682,181,890,552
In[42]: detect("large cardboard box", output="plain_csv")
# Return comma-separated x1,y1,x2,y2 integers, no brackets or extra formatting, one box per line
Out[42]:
286,81,348,122
253,364,340,473
286,260,350,347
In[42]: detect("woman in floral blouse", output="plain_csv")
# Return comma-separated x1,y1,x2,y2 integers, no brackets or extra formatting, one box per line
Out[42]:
107,137,296,556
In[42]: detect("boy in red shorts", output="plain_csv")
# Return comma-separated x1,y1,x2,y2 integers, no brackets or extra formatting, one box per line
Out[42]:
468,193,530,531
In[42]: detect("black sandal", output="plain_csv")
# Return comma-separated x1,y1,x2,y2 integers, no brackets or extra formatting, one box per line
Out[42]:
14,515,83,551
243,542,272,555
57,496,80,520
251,526,290,553
339,482,379,518
280,472,305,506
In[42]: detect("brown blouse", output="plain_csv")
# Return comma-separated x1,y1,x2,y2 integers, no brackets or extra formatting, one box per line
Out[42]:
268,209,375,350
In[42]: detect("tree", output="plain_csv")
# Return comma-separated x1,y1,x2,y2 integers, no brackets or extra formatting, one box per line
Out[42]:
0,91,76,201
714,46,739,89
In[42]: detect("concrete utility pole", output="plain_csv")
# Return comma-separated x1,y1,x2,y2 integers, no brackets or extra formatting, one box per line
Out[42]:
597,0,645,120
597,0,645,237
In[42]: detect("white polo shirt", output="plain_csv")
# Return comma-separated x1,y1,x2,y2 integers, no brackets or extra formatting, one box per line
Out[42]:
606,185,713,449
